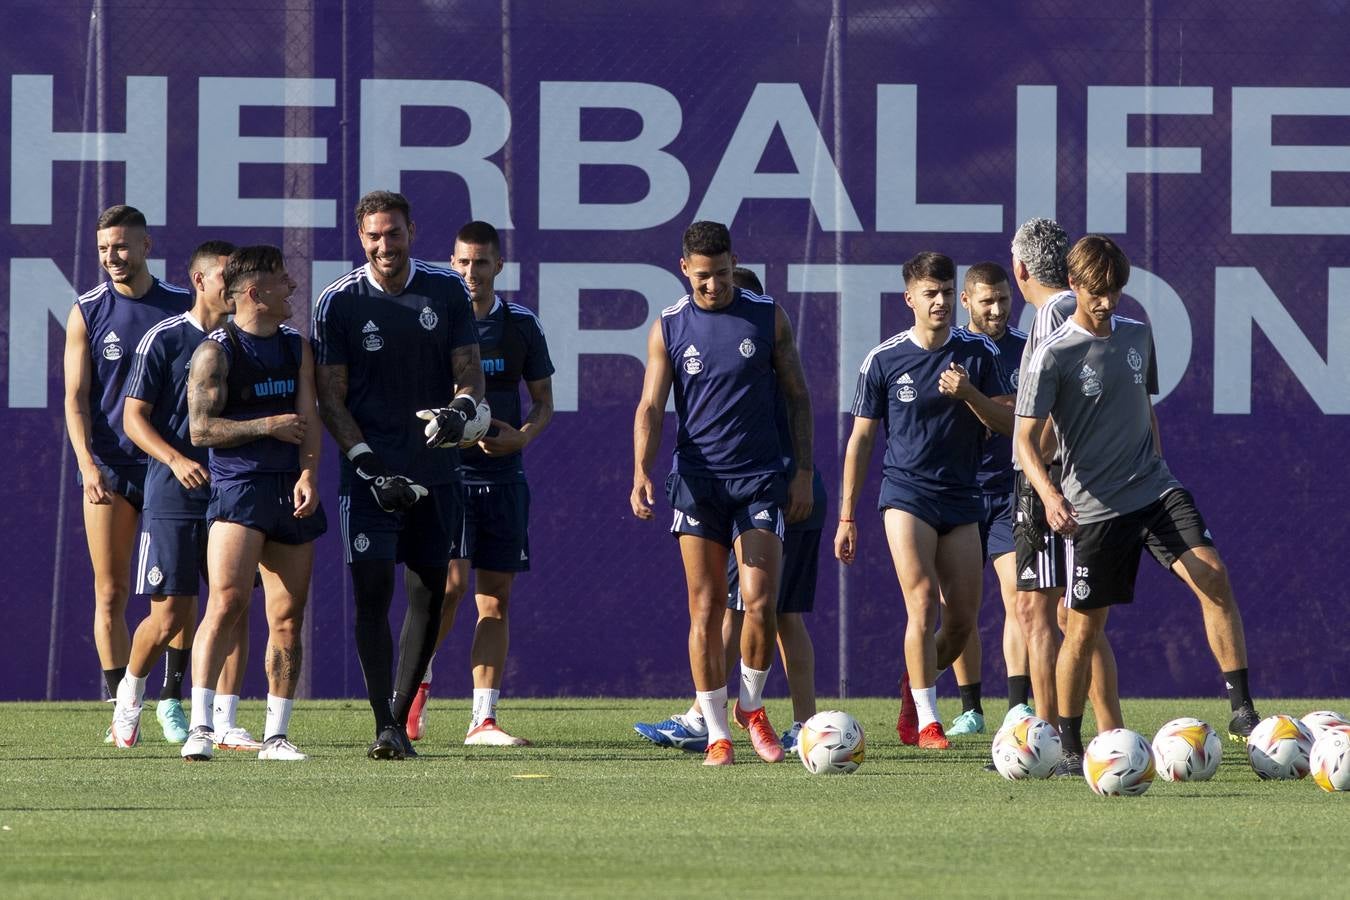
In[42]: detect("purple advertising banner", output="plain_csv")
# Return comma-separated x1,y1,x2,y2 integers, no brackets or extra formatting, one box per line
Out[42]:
1,1,1346,701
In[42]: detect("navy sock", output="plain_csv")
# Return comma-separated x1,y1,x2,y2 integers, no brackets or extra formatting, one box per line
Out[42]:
1223,669,1253,711
1007,675,1031,708
102,666,126,699
958,682,983,715
1059,715,1084,755
160,646,189,701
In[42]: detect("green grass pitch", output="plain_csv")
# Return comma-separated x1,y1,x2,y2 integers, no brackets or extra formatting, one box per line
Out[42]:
1,697,1346,897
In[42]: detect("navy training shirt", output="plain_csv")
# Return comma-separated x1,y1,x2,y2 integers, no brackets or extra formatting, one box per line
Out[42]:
124,312,211,517
206,324,304,481
851,327,1011,499
966,325,1027,494
312,261,479,488
75,278,192,467
661,287,784,478
460,296,555,486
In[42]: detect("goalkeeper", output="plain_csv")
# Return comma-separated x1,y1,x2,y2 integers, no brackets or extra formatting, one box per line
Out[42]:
313,190,486,760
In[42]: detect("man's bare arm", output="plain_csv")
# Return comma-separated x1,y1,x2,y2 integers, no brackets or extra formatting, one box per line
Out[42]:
188,341,301,448
451,343,486,402
630,320,673,519
314,363,365,454
771,306,813,472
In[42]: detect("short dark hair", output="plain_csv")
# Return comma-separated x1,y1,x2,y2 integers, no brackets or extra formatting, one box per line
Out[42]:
902,251,955,286
455,220,501,254
355,190,412,229
732,267,763,294
964,261,1009,291
224,245,285,297
682,221,732,259
188,240,237,281
96,205,146,231
1067,235,1130,295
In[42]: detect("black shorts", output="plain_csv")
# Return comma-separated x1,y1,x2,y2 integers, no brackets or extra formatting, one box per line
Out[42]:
208,473,328,545
341,481,466,566
464,481,530,573
1014,470,1066,591
136,517,207,596
1065,489,1214,610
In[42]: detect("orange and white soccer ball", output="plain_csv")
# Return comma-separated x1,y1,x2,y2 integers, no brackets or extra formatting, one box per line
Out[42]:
1151,717,1223,782
1246,714,1315,780
1084,729,1156,796
1301,710,1350,740
990,715,1062,780
1309,727,1350,793
797,710,865,775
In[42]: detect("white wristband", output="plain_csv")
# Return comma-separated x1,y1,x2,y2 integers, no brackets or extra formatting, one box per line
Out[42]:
347,442,373,461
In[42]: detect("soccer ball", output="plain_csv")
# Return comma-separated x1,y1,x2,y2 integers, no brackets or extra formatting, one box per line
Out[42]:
1301,710,1350,739
990,715,1062,780
1246,714,1315,780
1151,717,1223,782
1084,729,1157,797
1309,727,1350,792
459,400,492,448
797,710,865,775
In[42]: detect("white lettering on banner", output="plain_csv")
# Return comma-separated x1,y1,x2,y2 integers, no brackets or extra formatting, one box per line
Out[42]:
875,84,1003,232
1016,85,1058,224
786,264,904,411
537,263,685,410
1086,86,1212,233
1213,267,1350,414
10,75,168,225
198,77,335,228
360,79,513,227
696,83,861,231
538,82,688,230
1232,87,1350,234
8,258,165,409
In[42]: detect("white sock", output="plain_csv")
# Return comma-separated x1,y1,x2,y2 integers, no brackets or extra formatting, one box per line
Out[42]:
684,702,703,722
213,694,240,733
190,687,216,731
422,653,436,686
738,663,770,713
697,688,732,742
471,688,499,727
912,685,939,729
264,694,293,740
119,673,147,707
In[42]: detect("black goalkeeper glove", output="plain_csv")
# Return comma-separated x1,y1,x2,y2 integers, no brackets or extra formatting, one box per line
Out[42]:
349,445,428,513
415,395,479,448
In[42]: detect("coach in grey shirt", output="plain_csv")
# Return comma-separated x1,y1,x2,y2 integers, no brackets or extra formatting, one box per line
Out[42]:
1013,234,1260,770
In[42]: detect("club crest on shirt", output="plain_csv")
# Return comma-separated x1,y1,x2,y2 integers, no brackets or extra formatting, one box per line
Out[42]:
1126,347,1142,372
1079,363,1102,397
895,373,917,403
419,307,438,331
738,338,756,358
1009,368,1020,389
683,344,703,374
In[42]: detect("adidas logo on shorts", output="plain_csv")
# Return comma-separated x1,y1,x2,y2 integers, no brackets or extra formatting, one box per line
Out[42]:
1021,566,1035,580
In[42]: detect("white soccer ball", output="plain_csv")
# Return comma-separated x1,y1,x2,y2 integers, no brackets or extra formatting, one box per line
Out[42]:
1084,728,1157,797
990,715,1062,780
1301,710,1350,740
1309,727,1350,793
1246,714,1315,780
797,710,865,775
1151,717,1223,782
458,400,492,448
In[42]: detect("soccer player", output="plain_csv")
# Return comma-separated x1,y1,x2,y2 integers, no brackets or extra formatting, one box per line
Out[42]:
181,245,325,762
111,241,255,750
313,191,484,760
1015,234,1261,775
631,222,814,766
633,266,825,754
63,205,191,726
946,262,1033,737
1009,218,1122,772
835,252,1013,750
403,221,553,747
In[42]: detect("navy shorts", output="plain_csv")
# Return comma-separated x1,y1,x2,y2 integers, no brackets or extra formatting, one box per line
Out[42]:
136,516,207,596
208,473,327,545
464,481,530,573
78,462,146,510
727,469,825,614
341,481,466,566
980,488,1016,560
878,478,981,534
1065,489,1215,611
666,471,786,549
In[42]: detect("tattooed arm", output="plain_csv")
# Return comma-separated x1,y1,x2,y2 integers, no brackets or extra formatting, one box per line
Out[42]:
188,340,305,448
314,362,366,454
